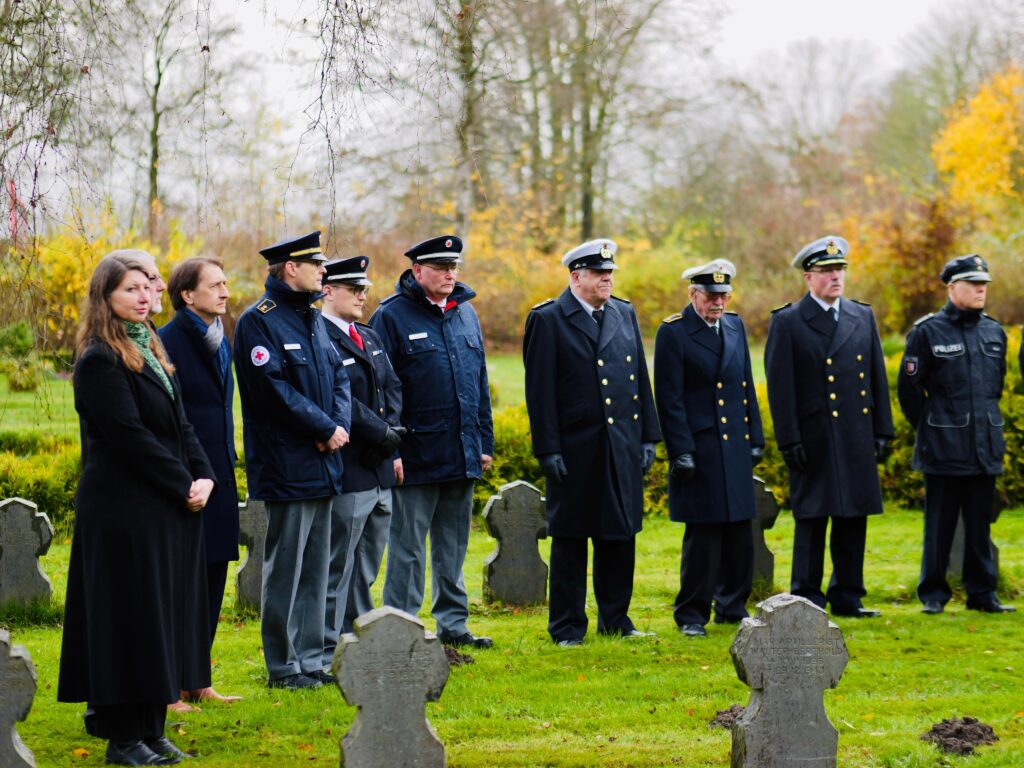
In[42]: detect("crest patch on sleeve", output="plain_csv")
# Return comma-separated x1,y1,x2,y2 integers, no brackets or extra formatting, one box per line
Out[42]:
904,356,918,376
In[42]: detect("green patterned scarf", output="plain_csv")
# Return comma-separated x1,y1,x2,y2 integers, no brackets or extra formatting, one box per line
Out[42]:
124,321,174,398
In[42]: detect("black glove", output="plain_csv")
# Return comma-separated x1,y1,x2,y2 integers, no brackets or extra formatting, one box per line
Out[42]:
641,443,657,475
750,446,764,468
670,453,696,482
361,426,406,469
781,443,807,473
874,438,892,464
540,453,568,484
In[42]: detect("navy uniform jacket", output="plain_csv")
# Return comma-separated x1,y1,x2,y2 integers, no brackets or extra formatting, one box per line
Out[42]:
159,310,240,562
368,270,494,485
233,276,352,501
897,302,1006,476
764,293,893,519
324,317,403,492
654,306,763,524
523,288,661,540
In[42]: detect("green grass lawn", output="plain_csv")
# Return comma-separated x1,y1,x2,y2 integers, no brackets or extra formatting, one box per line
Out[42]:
7,506,1024,766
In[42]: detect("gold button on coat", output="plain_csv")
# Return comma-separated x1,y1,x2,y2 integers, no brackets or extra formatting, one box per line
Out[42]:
859,372,865,379
717,382,723,389
608,417,614,424
857,354,863,361
830,393,836,400
832,410,839,418
629,374,635,381
605,398,612,405
826,358,833,365
626,355,632,362
718,399,725,406
828,375,835,382
721,417,727,424
602,378,608,385
863,408,869,414
723,434,729,441
598,359,604,366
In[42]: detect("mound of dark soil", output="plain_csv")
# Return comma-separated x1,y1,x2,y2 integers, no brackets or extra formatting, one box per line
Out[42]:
444,645,475,666
708,704,745,729
921,717,998,755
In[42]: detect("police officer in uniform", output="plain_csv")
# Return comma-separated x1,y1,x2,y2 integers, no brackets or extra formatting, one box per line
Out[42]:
370,235,494,649
654,259,764,637
765,236,894,617
524,239,661,646
320,256,405,668
234,231,352,689
897,255,1015,614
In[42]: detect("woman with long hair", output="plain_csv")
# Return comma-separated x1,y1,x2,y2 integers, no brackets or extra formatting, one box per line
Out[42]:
58,255,216,765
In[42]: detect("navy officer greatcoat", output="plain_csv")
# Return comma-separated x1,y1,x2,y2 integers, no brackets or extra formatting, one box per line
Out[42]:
654,305,763,523
764,293,893,519
524,288,661,539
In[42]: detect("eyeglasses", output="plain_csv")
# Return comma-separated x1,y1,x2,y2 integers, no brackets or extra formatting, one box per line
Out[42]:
423,263,459,273
344,285,369,297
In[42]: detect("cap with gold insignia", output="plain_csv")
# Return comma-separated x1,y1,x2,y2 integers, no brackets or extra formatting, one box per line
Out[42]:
404,235,463,263
940,253,991,284
259,231,327,265
682,259,736,293
791,235,850,271
562,238,618,271
324,255,372,286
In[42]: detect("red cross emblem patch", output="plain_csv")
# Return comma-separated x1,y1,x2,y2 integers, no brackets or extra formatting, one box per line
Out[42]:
251,345,270,367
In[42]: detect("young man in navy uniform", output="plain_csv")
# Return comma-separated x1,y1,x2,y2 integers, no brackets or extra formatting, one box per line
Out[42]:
897,255,1015,614
234,231,352,689
524,239,661,646
370,235,494,649
319,255,405,667
654,259,764,637
765,236,894,618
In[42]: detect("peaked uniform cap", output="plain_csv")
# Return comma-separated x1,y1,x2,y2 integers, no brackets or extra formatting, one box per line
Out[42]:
324,255,372,286
404,235,463,263
682,259,736,292
259,231,326,265
792,235,850,270
941,254,991,284
562,238,619,271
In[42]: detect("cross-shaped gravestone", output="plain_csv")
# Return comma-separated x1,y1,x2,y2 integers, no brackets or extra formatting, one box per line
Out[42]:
0,629,38,767
751,477,779,589
730,594,848,768
0,498,54,608
947,495,1003,581
333,606,450,768
235,497,267,612
481,481,548,606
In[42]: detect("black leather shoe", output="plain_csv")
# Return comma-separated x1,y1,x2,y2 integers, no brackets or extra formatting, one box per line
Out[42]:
556,638,583,647
680,624,707,637
267,673,322,690
145,737,191,762
439,631,493,649
921,601,944,614
966,600,1016,613
105,740,173,765
308,669,337,685
831,607,881,618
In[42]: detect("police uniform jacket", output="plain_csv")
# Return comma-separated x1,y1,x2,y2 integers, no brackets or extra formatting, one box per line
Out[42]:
159,310,240,563
897,301,1006,476
523,288,661,540
654,305,763,524
764,293,893,519
324,318,403,492
59,342,214,706
368,270,494,485
233,275,352,501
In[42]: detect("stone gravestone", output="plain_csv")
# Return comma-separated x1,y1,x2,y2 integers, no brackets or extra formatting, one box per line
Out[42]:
0,629,38,767
751,478,780,589
0,498,54,607
730,594,849,768
947,495,1003,581
481,480,548,606
235,497,267,612
333,606,450,768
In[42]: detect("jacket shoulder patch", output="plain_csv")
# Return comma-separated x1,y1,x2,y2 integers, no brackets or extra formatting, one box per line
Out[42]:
611,294,631,304
531,298,555,310
913,312,935,327
771,302,792,314
662,312,683,324
256,298,277,314
849,298,871,306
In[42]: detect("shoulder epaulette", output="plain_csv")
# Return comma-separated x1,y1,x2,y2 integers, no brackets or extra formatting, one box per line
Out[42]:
256,298,277,314
531,298,555,310
913,312,935,327
849,298,871,307
771,302,792,314
662,312,683,324
611,294,631,304
982,312,1001,323
724,310,738,315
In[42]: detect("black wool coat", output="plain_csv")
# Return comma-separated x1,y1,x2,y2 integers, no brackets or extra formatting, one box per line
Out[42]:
524,289,661,540
654,306,764,524
159,311,240,563
58,342,215,706
764,293,894,519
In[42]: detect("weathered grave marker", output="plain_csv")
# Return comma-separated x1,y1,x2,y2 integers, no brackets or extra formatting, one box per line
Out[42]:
0,629,37,767
751,478,779,589
730,594,848,768
333,607,450,767
0,498,54,607
482,481,548,606
235,497,267,612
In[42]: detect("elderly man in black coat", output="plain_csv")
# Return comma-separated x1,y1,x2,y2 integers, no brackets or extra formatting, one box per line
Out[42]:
524,239,661,646
654,259,764,637
765,236,894,618
159,256,242,704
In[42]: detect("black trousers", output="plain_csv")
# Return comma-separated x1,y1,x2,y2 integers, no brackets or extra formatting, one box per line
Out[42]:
674,520,753,626
919,474,998,605
207,560,229,646
548,536,636,641
791,516,868,612
84,703,166,742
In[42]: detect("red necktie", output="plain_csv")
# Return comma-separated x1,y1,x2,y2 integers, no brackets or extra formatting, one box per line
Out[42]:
349,324,364,350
